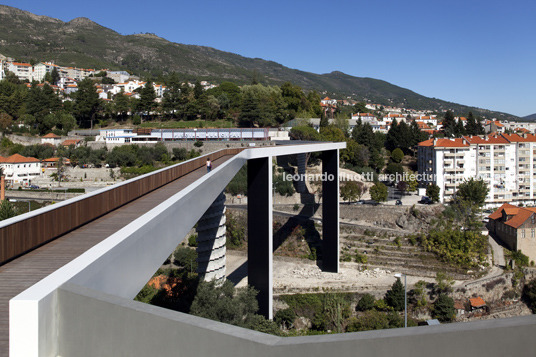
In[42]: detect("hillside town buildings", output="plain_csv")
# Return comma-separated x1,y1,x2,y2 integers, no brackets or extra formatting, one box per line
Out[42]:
418,133,536,207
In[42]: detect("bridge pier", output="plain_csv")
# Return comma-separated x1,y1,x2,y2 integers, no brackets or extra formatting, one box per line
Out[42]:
247,157,273,319
196,191,226,283
322,149,340,273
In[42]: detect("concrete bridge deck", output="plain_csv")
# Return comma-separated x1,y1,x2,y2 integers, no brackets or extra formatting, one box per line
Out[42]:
0,155,232,356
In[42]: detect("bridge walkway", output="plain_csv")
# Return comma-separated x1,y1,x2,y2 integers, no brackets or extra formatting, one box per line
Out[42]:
0,155,234,356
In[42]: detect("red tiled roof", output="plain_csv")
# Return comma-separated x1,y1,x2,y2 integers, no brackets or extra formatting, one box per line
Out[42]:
418,138,469,148
501,133,536,143
485,120,504,128
42,133,60,138
2,154,40,163
488,203,536,228
62,139,81,146
489,203,516,220
415,121,430,129
505,209,536,228
469,297,486,308
463,135,509,144
11,62,31,67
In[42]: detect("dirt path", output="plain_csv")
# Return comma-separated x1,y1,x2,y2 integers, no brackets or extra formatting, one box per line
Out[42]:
226,250,436,295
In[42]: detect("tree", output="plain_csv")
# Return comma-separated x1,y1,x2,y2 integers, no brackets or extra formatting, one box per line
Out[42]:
73,78,100,128
162,72,181,118
454,119,466,137
464,112,478,136
0,112,13,134
385,119,412,152
370,182,388,202
411,280,428,307
426,183,440,203
114,89,130,121
442,110,457,137
385,278,405,311
396,180,408,195
432,294,455,322
404,170,418,192
139,81,156,118
356,293,375,311
455,178,489,207
0,80,26,119
354,102,368,114
319,113,329,128
391,148,404,163
385,162,404,179
173,247,198,272
190,280,263,328
238,90,260,127
193,80,203,99
410,120,428,146
340,181,363,203
434,272,454,295
0,199,17,221
50,67,60,85
274,308,296,329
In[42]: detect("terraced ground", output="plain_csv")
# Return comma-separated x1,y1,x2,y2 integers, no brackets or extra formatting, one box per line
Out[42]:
340,233,473,280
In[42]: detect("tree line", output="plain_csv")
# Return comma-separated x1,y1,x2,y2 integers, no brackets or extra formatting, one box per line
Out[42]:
0,73,333,133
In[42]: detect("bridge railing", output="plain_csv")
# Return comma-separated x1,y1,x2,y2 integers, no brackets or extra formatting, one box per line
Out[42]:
0,148,243,265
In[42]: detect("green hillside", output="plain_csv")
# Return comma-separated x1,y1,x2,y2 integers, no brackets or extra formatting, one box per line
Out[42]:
0,5,517,120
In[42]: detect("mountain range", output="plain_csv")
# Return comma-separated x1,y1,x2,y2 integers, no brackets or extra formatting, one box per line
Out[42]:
0,5,518,120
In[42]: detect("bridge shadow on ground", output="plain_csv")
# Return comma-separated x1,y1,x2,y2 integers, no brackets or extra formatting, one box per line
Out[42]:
227,192,323,286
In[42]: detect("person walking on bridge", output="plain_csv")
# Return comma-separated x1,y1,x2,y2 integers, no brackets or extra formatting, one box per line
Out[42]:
206,158,212,173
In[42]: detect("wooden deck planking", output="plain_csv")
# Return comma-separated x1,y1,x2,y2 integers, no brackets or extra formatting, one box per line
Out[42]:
0,155,234,356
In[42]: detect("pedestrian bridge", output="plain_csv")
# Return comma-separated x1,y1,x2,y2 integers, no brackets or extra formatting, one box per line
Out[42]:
1,143,535,357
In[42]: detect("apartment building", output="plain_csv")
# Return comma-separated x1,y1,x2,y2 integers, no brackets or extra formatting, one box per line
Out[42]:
6,62,33,82
418,133,536,207
418,138,476,203
32,62,59,82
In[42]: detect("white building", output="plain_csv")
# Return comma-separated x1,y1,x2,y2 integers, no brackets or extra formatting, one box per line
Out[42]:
321,97,337,106
32,62,60,82
418,133,536,206
415,115,438,127
41,133,62,146
97,128,271,144
0,154,42,186
503,121,536,133
484,120,506,134
6,62,33,82
351,113,377,123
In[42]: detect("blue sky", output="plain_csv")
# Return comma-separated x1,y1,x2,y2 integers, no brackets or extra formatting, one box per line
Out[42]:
2,0,535,116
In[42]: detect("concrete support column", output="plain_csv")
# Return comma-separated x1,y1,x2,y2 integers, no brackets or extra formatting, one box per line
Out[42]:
247,157,273,319
296,153,307,193
322,149,339,273
196,192,226,283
